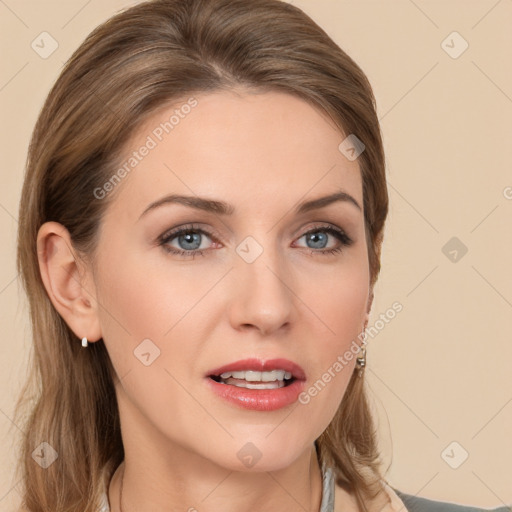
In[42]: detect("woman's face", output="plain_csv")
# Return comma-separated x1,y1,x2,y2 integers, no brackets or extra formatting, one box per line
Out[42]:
91,89,371,472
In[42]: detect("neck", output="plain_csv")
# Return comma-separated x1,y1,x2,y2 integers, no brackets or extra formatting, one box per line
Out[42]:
111,446,324,512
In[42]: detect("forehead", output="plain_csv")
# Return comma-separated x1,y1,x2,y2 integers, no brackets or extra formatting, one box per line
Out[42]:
103,89,363,221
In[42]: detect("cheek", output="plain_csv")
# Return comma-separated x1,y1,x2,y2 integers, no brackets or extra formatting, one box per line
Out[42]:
94,249,219,402
294,261,368,428
94,254,208,431
96,250,208,342
299,259,369,338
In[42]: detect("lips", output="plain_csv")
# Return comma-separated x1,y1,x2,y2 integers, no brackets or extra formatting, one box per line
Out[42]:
207,358,306,381
205,357,307,411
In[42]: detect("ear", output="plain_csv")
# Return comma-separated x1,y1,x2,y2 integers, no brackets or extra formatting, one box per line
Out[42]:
36,221,102,343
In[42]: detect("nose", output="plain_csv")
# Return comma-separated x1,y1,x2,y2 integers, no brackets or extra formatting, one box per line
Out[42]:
227,245,295,336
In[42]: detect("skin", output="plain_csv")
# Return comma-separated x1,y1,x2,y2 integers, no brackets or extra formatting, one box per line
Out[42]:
37,89,382,512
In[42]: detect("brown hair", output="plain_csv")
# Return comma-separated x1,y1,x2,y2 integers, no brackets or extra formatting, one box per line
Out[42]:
14,0,389,510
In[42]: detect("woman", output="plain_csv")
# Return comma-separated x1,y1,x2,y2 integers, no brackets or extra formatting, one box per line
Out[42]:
13,0,511,511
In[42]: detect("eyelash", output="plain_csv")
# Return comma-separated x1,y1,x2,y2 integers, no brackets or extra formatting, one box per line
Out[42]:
158,223,353,259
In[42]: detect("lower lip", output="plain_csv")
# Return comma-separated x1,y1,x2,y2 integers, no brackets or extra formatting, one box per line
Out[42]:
206,377,306,411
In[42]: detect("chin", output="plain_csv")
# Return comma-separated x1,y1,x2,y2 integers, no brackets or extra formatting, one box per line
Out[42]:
210,438,310,473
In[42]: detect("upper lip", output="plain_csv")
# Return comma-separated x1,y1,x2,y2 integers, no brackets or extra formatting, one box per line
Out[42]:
207,358,306,380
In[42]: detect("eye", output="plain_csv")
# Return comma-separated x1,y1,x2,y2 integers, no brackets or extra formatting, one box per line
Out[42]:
294,224,353,256
158,223,217,259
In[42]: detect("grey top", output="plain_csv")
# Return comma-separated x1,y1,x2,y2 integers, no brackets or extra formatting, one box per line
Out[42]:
320,465,335,512
391,488,511,512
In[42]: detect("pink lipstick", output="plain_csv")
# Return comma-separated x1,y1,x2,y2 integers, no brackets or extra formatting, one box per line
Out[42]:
206,358,306,411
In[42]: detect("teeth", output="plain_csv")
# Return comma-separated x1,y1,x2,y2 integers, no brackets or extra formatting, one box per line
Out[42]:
219,370,293,381
226,380,286,389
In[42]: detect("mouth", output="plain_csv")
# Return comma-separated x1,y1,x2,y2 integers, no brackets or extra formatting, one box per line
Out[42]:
207,358,306,390
206,357,307,411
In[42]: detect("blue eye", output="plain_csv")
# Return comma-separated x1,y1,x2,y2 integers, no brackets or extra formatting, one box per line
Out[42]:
296,226,353,255
158,223,353,258
159,224,213,259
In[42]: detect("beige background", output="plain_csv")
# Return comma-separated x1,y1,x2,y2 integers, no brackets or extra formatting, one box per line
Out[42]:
1,0,511,509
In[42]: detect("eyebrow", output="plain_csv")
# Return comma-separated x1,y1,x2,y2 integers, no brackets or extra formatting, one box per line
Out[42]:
138,190,362,220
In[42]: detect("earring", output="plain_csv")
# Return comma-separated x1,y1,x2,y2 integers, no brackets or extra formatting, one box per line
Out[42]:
81,337,88,348
356,323,367,377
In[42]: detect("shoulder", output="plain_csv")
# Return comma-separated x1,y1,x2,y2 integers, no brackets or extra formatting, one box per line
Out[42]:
391,488,511,512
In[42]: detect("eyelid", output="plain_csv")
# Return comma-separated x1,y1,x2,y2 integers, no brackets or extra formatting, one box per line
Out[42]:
158,223,220,244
